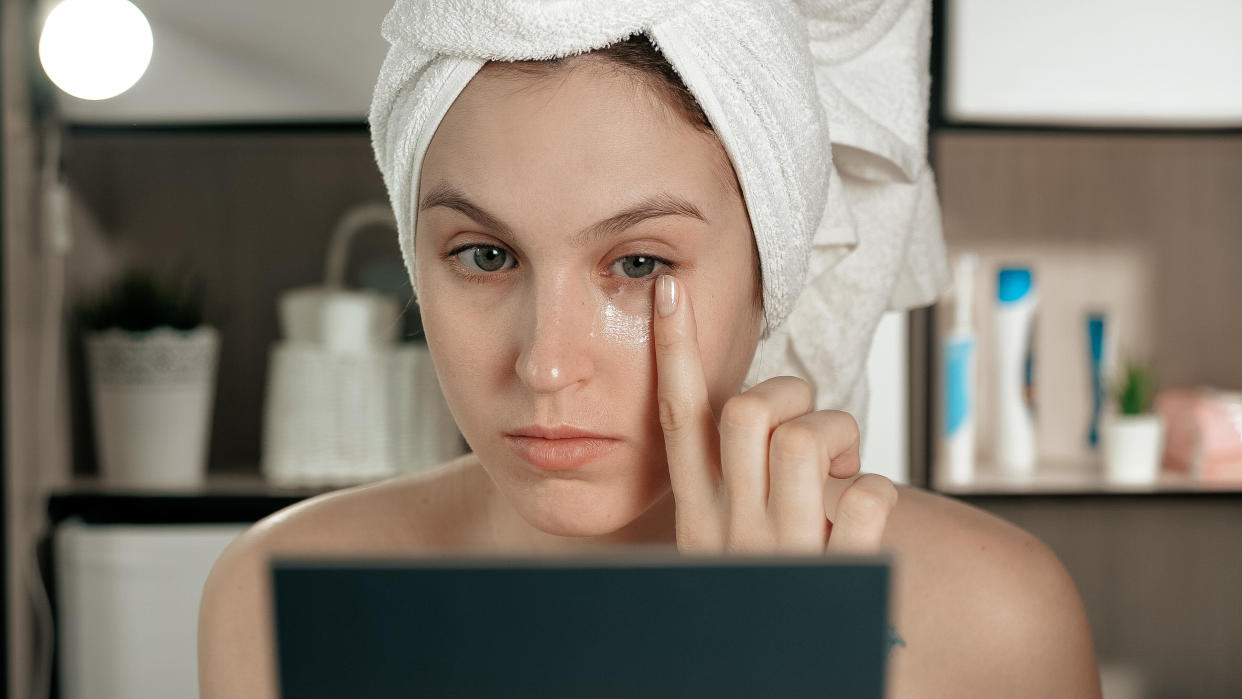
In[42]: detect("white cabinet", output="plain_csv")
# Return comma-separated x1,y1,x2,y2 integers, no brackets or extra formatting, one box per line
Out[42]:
54,520,247,699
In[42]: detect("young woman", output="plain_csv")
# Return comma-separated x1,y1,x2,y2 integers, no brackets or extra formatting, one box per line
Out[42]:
198,17,1101,699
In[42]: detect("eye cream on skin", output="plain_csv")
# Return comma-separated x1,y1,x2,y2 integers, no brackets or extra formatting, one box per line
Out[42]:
590,285,653,347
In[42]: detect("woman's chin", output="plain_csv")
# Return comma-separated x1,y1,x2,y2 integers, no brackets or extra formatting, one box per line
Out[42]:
509,479,655,540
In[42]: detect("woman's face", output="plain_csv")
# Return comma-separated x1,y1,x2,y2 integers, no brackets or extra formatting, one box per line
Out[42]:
415,61,762,538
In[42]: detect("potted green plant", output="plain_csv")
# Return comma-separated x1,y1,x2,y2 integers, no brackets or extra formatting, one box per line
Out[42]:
79,269,218,488
1101,358,1164,485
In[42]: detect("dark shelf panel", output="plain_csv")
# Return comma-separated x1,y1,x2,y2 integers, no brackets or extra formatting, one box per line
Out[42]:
47,476,329,526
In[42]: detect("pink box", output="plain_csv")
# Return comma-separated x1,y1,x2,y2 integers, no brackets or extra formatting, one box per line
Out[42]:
1156,388,1242,482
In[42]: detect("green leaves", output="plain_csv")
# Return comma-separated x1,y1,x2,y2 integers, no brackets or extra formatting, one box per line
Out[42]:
1115,359,1156,416
78,269,205,332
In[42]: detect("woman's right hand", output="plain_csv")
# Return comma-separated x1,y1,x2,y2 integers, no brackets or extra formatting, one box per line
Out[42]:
651,275,898,555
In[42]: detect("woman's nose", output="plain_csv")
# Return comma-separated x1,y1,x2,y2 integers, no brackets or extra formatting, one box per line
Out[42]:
515,277,596,394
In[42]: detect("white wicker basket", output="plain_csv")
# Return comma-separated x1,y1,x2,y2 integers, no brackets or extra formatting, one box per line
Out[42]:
260,203,464,487
261,342,462,487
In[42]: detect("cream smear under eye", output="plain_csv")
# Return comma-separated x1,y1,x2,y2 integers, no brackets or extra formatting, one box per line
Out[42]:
589,286,652,347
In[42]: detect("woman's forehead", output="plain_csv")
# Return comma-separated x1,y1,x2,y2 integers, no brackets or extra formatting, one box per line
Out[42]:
421,65,740,209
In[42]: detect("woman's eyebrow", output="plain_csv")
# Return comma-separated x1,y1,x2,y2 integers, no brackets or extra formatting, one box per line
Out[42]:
419,181,707,246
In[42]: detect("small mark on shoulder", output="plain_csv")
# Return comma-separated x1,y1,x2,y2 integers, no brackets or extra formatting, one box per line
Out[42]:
887,624,907,655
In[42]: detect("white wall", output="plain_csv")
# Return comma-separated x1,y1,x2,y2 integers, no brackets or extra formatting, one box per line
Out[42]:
947,0,1242,127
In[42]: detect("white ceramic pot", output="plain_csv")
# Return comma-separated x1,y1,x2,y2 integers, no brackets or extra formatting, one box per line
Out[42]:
86,326,219,488
1101,413,1165,485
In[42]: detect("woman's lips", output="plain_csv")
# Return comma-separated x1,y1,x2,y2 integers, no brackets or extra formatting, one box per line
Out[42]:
504,427,621,470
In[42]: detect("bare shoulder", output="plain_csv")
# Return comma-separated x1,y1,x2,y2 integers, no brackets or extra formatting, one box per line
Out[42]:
197,456,482,699
882,486,1101,699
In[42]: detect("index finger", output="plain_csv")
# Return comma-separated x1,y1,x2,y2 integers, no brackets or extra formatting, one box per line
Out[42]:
653,275,720,511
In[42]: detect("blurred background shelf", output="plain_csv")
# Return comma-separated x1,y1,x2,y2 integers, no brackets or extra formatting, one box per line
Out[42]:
933,459,1242,497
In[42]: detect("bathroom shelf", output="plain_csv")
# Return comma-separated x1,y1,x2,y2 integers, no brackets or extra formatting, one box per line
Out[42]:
932,459,1242,497
47,472,331,525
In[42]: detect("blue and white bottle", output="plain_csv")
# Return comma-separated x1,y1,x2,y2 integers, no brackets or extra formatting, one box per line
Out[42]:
994,267,1038,475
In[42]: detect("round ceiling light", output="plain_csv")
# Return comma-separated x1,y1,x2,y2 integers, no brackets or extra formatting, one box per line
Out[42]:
38,0,153,101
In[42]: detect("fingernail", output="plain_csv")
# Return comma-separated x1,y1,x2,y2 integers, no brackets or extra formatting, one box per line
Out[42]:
656,275,678,317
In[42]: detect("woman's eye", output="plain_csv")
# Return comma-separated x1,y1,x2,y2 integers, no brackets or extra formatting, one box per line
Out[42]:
611,255,666,279
456,245,514,272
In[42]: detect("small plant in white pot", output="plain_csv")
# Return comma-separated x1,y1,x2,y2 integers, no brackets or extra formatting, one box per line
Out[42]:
1101,359,1164,485
79,270,218,489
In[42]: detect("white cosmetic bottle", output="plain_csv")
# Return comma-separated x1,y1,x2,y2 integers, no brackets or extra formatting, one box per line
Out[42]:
994,266,1038,475
940,254,979,485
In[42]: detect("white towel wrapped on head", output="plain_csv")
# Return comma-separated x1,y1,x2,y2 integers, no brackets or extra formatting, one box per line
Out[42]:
369,0,950,435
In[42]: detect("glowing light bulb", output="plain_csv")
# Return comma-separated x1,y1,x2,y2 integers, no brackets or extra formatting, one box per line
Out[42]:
38,0,153,101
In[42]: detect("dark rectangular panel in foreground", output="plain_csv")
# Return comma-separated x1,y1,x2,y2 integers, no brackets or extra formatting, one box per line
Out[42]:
273,555,889,699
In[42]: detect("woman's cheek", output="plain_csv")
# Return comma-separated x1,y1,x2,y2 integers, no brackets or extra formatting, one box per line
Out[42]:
418,279,505,411
696,284,761,414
